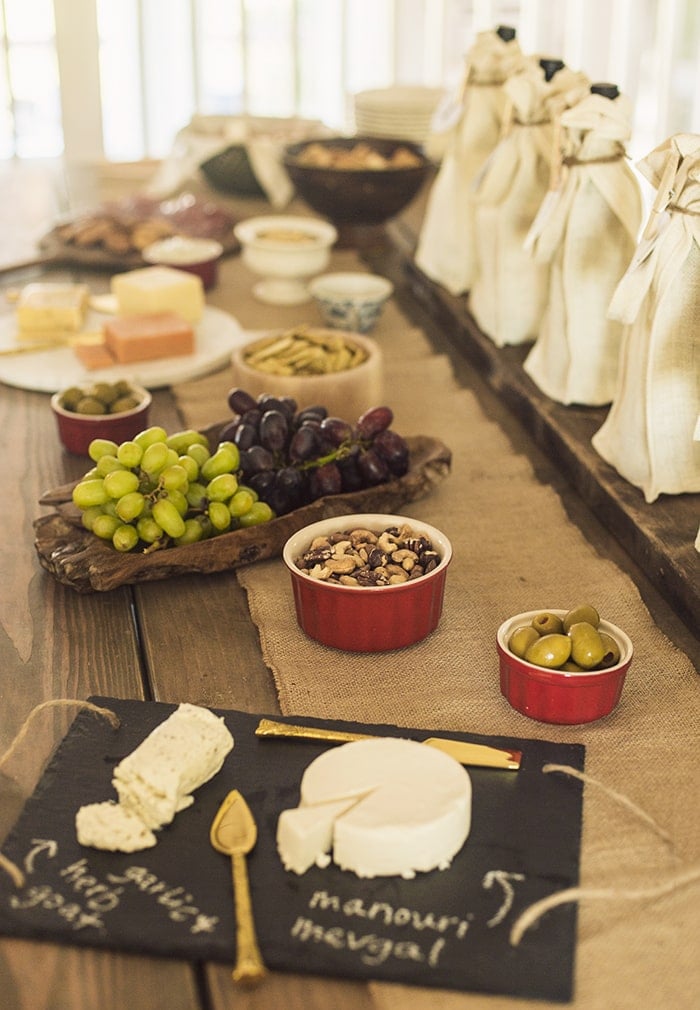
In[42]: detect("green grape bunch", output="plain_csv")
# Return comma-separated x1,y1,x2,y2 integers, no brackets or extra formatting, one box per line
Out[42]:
72,425,274,553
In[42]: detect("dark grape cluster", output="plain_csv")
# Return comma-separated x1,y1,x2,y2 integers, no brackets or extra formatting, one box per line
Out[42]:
218,388,411,516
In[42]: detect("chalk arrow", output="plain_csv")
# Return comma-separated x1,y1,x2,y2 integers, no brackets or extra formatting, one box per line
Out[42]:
24,839,58,875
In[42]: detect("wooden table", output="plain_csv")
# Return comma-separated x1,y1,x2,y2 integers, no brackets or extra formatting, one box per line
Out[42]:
0,159,697,1010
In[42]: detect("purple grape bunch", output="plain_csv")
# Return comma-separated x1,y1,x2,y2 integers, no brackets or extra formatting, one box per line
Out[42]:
219,388,411,516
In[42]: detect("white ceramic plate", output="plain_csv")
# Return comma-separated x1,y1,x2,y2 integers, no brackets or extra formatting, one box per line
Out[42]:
0,305,246,392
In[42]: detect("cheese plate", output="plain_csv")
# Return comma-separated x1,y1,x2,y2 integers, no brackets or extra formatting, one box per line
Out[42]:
0,698,585,1001
0,305,247,392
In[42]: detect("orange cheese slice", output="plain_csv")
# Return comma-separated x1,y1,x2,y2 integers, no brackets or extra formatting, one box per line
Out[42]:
104,312,194,364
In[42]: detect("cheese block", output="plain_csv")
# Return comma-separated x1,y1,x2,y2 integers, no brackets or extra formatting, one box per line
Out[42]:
113,703,234,830
111,265,204,323
277,738,472,879
103,312,194,364
76,801,157,852
75,703,234,851
17,282,89,334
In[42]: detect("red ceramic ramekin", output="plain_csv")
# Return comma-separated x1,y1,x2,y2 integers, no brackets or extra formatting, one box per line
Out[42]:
142,236,224,290
496,609,633,724
51,383,152,456
283,513,452,652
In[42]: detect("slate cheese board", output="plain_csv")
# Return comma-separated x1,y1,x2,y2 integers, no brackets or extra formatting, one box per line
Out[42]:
0,698,585,1001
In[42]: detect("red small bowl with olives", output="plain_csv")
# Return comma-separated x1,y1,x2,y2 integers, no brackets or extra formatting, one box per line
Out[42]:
51,380,152,456
496,606,633,724
283,513,452,652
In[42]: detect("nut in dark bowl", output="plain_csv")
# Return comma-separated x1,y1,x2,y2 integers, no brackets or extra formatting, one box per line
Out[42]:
283,513,452,652
283,137,432,226
51,380,152,456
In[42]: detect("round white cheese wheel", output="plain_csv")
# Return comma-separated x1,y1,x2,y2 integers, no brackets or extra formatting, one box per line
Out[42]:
281,737,472,879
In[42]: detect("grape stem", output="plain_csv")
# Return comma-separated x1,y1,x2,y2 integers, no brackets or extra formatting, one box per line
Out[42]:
295,439,366,472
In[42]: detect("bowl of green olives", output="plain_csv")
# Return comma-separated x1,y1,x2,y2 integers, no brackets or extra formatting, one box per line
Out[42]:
51,380,152,456
496,605,633,724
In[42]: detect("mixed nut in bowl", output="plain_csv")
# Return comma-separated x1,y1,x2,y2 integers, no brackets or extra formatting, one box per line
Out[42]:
283,137,432,226
283,513,452,652
231,325,383,419
51,380,152,456
496,606,633,724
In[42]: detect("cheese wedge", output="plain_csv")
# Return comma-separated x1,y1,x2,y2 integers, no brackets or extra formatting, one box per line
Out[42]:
76,800,157,852
104,312,194,364
17,282,89,334
111,265,204,323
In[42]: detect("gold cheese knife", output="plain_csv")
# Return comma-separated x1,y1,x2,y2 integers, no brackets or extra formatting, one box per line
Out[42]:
210,789,267,986
255,718,521,770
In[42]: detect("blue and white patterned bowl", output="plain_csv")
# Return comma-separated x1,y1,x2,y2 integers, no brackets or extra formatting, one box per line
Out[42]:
309,271,394,333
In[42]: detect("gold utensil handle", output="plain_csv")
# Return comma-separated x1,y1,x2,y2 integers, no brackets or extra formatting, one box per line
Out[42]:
255,718,370,744
230,851,266,986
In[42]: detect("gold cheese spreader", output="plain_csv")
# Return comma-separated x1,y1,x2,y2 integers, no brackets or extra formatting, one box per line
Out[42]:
210,789,266,986
255,718,521,770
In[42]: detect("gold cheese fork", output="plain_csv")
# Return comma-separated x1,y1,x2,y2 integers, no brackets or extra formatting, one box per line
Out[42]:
210,789,267,986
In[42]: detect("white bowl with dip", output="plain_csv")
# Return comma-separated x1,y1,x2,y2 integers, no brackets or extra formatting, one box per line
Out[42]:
233,214,338,305
142,236,224,290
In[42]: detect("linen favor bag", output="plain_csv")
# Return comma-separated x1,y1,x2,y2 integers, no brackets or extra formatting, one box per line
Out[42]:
523,89,643,405
414,28,523,295
592,133,700,502
468,59,590,346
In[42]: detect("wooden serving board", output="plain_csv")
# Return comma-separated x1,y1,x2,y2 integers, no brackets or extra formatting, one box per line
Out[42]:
34,432,452,593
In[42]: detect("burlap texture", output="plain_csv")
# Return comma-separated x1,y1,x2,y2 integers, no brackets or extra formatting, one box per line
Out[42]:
174,246,699,1009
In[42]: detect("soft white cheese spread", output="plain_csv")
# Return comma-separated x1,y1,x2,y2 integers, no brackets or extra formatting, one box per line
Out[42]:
277,737,472,878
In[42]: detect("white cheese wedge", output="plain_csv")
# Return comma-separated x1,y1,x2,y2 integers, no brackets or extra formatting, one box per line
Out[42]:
75,703,234,852
76,801,157,852
111,265,204,323
278,738,472,879
277,797,357,874
113,703,234,830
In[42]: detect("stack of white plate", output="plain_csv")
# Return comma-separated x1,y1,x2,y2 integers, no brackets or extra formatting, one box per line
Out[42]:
352,86,445,146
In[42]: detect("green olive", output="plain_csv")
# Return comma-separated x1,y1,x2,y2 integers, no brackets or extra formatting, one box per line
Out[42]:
111,395,139,414
597,631,621,668
563,604,600,633
60,385,84,411
525,633,572,669
75,396,107,415
560,660,585,672
508,625,540,658
568,621,606,669
531,611,564,636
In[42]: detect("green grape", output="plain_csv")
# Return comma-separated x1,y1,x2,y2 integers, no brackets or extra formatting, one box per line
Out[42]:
103,469,140,500
137,515,163,544
73,479,109,509
187,442,210,468
116,490,146,522
166,429,209,454
88,438,119,462
117,440,143,469
92,513,122,540
166,488,188,516
239,501,275,527
160,464,189,492
207,500,232,531
96,454,127,478
113,524,139,552
141,441,170,477
163,447,180,469
186,481,208,509
237,483,258,503
229,488,255,517
101,499,119,518
80,504,104,531
152,498,186,538
178,454,199,482
201,444,239,480
134,425,168,449
174,517,207,545
206,472,238,502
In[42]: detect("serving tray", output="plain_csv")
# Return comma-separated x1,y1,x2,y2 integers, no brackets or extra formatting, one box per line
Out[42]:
0,698,584,1001
34,430,452,593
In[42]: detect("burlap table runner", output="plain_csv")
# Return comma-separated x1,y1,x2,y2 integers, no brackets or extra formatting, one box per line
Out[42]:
174,247,699,1009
